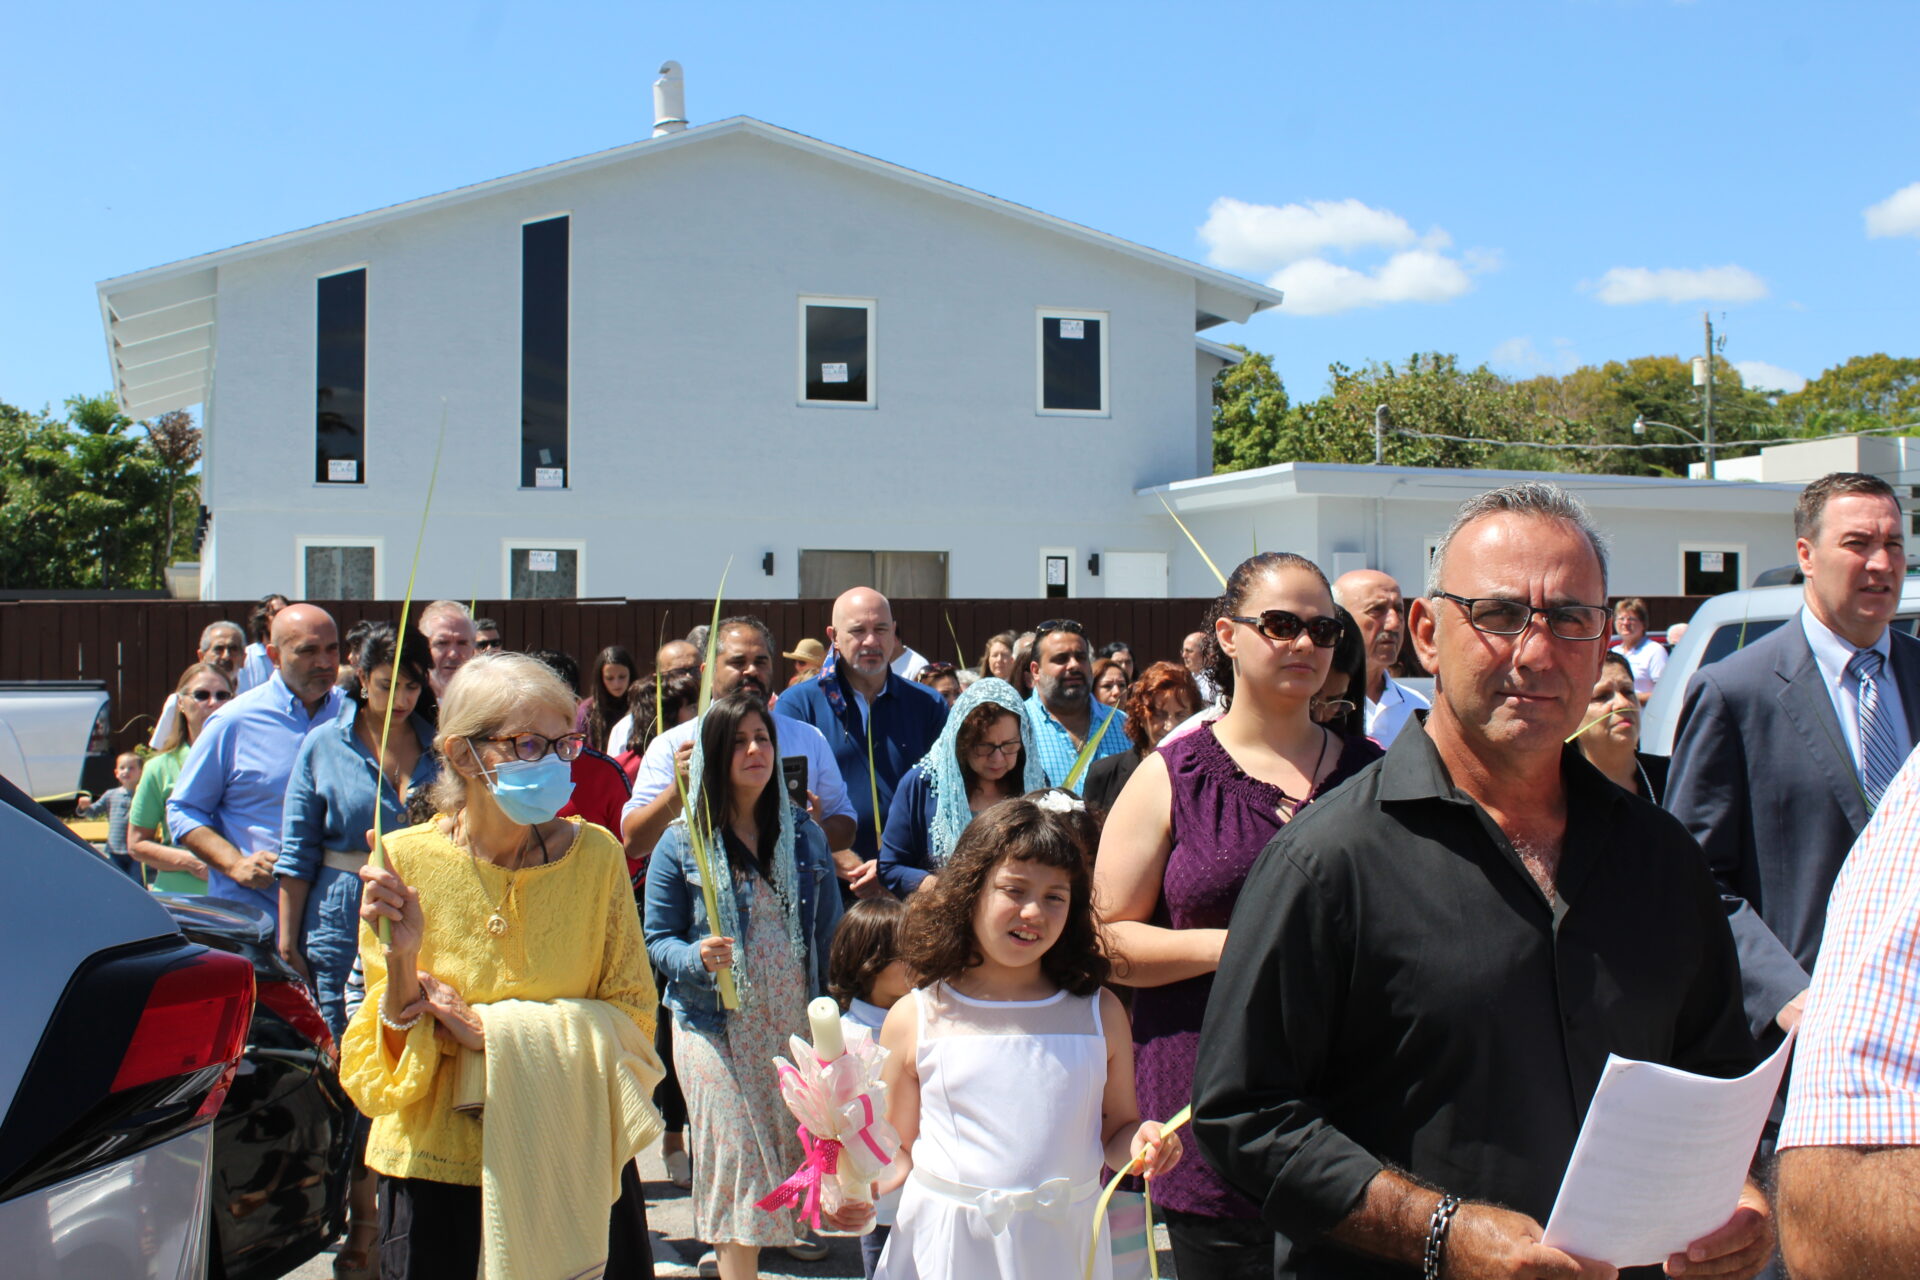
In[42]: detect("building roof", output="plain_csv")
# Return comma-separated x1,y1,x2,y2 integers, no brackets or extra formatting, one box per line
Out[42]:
96,116,1284,418
1141,460,1807,515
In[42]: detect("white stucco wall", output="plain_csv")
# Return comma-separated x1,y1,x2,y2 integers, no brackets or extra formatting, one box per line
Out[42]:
198,129,1229,601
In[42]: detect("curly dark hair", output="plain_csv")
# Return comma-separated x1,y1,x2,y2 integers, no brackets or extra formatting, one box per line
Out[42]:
828,898,908,1011
626,668,701,756
1119,661,1203,752
900,791,1109,998
1200,551,1331,706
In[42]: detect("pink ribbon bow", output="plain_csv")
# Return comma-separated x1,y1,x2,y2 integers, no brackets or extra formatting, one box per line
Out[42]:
754,1126,844,1231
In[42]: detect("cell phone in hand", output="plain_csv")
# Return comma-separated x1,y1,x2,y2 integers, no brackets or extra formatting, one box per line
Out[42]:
781,756,809,808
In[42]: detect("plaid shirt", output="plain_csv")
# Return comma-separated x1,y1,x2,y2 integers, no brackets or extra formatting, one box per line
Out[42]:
1023,691,1129,788
1779,742,1920,1149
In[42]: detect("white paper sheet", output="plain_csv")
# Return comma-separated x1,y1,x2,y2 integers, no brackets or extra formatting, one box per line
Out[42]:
1542,1030,1794,1267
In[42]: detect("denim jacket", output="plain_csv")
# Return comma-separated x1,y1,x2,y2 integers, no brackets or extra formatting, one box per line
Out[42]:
644,807,841,1033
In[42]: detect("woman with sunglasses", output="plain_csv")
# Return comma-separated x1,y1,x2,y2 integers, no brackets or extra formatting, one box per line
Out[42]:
345,652,662,1279
1093,553,1383,1280
127,661,234,892
878,676,1047,896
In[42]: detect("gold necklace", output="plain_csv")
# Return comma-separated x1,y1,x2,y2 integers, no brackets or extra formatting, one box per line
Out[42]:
456,817,543,937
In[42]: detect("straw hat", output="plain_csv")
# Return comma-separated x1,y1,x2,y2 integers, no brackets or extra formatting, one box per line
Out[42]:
783,638,826,664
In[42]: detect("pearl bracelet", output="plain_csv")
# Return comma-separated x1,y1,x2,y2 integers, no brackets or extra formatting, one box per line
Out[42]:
379,1003,423,1033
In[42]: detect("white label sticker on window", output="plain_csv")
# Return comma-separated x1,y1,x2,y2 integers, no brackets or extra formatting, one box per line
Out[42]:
327,459,358,482
1059,319,1085,340
535,467,564,488
1700,551,1725,573
528,550,557,573
821,363,849,384
1045,556,1069,586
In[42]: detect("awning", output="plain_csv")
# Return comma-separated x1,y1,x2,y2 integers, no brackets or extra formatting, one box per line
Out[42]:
99,267,216,417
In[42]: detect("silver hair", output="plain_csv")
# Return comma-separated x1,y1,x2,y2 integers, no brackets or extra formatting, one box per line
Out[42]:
1425,482,1610,596
199,620,244,650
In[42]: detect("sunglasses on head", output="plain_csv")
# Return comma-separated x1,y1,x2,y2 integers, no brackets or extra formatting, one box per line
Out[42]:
189,688,235,703
1033,619,1086,643
1227,610,1344,649
920,662,957,678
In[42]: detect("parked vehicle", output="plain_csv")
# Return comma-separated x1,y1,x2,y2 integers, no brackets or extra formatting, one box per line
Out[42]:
0,771,254,1280
1639,579,1920,755
0,680,115,808
158,895,355,1280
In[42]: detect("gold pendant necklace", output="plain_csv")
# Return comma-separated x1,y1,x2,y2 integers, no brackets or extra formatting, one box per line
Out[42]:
458,817,541,937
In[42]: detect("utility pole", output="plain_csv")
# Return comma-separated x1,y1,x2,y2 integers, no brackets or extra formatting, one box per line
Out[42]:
1374,404,1388,465
1702,312,1717,479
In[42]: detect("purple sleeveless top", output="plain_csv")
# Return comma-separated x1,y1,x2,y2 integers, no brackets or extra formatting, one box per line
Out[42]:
1131,721,1384,1219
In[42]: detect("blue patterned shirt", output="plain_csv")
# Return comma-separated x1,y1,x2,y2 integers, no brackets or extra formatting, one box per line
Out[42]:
1023,691,1129,789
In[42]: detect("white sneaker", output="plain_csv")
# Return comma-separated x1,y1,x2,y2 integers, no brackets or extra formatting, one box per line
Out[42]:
664,1148,693,1188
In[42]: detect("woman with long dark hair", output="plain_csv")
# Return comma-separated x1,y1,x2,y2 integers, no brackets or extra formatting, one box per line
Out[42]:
580,644,638,751
644,692,842,1280
1093,553,1383,1279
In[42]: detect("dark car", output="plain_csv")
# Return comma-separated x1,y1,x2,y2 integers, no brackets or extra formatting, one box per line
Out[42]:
157,895,356,1280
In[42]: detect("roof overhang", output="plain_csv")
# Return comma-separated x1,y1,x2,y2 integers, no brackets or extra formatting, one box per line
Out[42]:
96,117,1283,414
1140,462,1807,517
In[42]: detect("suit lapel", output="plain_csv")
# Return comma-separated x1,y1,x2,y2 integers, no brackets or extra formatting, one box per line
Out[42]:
1891,631,1920,746
1773,625,1870,832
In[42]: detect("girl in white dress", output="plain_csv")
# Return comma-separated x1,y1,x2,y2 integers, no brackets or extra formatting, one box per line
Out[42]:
847,790,1181,1279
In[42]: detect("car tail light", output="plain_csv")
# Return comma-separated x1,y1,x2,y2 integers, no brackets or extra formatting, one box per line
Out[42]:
111,949,254,1094
258,977,338,1066
88,701,112,755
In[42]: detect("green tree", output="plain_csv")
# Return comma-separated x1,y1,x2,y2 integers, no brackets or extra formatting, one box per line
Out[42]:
1293,353,1564,470
1779,354,1920,432
1211,346,1295,473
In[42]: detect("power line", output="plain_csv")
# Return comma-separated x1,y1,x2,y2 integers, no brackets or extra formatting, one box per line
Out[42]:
1388,420,1920,454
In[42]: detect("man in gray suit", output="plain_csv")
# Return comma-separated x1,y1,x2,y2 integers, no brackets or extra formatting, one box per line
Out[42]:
1668,471,1920,1039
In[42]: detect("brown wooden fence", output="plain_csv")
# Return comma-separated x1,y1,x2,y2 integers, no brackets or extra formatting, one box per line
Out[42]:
0,592,1709,755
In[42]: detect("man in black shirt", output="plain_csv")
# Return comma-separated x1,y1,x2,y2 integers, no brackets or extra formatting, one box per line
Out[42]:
1194,483,1773,1280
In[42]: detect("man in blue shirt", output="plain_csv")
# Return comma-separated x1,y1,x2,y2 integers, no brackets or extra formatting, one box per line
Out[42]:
1025,618,1128,787
169,602,345,915
776,587,946,895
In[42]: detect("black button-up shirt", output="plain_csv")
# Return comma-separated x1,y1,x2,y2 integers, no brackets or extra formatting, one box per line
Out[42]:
1193,720,1757,1279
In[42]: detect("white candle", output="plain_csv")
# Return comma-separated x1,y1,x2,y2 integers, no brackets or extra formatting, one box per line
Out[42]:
809,996,845,1062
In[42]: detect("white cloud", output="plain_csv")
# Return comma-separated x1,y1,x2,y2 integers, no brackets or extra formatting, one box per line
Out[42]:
1735,360,1807,394
1492,336,1579,376
1589,265,1769,305
1269,249,1476,316
1199,196,1418,274
1865,182,1920,239
1200,195,1490,315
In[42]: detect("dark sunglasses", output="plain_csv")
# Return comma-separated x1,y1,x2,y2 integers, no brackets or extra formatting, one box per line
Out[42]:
1227,611,1344,649
475,638,503,651
920,662,957,678
189,688,235,703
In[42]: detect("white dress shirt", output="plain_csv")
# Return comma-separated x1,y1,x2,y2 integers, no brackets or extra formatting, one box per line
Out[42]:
1611,637,1669,697
1365,672,1430,749
1800,607,1910,778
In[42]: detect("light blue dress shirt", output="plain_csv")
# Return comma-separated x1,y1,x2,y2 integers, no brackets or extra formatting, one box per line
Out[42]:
1023,690,1128,788
1799,607,1911,778
167,673,346,914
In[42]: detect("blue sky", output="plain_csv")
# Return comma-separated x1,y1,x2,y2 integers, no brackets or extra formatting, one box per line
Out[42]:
4,0,1916,418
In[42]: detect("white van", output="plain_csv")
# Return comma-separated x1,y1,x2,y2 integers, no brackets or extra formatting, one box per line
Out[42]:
1639,579,1920,756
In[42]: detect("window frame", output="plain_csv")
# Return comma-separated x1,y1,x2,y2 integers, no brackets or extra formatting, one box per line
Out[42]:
1039,545,1075,599
501,538,587,600
1677,542,1747,596
1035,308,1109,417
294,535,383,600
796,295,877,409
315,264,371,487
520,212,572,491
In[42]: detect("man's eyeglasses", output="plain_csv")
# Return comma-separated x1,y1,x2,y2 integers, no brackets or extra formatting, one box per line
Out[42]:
475,638,503,651
477,731,587,762
1310,697,1356,723
188,688,235,703
206,643,243,655
970,739,1024,760
1433,593,1610,642
1227,611,1344,649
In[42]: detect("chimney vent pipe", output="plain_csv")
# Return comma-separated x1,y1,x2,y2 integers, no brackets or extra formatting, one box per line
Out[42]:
653,61,687,137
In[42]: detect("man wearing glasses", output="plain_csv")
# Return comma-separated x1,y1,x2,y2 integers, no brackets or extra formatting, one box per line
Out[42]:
1024,618,1130,787
1196,483,1771,1280
146,620,248,749
473,618,505,652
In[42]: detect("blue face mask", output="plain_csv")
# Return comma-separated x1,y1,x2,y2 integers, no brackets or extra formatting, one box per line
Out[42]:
478,754,575,825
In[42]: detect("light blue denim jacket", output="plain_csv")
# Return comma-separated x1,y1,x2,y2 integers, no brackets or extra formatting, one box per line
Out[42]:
644,809,841,1033
277,702,439,881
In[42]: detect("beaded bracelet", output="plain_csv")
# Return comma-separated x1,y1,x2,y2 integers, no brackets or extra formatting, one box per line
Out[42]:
1423,1194,1461,1280
379,1003,423,1033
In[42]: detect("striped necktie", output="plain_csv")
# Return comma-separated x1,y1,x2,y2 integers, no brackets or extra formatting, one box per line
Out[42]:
1848,648,1904,810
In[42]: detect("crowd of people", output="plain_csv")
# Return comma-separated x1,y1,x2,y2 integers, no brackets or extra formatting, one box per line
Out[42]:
75,469,1920,1280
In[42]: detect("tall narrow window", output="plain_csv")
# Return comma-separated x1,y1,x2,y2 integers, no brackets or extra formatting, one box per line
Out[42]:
521,216,569,488
316,269,366,483
799,298,874,405
1037,309,1107,414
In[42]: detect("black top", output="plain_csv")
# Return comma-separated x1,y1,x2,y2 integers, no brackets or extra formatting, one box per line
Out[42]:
1192,722,1756,1280
1080,746,1144,813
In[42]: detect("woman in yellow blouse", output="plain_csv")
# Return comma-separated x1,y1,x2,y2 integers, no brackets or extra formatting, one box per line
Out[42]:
343,652,661,1280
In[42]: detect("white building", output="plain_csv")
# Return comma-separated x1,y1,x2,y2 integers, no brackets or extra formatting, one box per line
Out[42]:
97,74,1803,603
